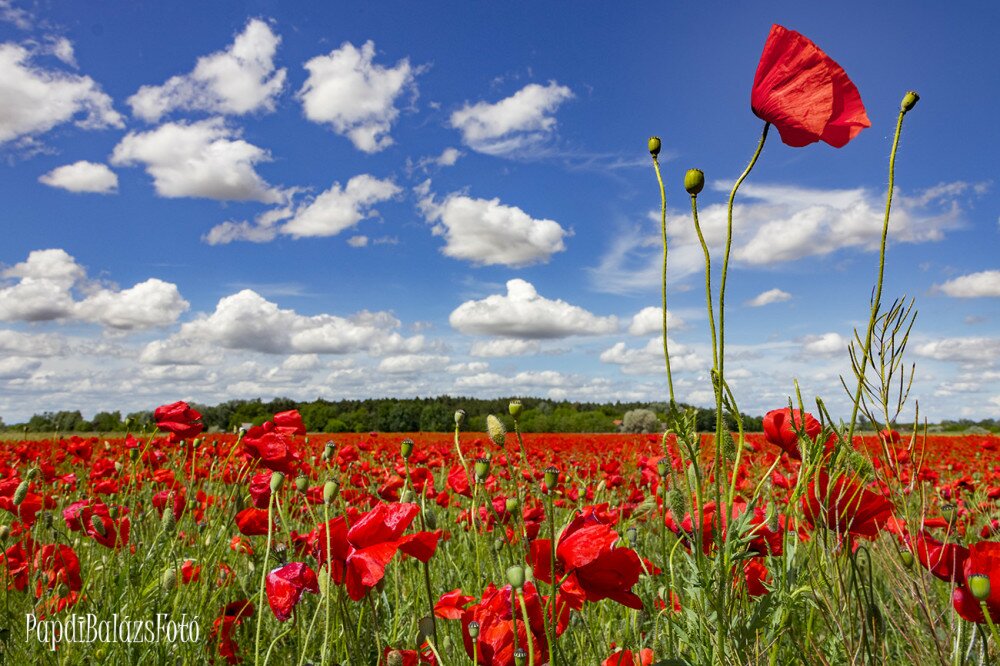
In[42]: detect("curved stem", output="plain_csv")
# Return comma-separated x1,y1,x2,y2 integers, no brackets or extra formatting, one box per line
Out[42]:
652,154,676,408
690,194,718,372
847,108,908,446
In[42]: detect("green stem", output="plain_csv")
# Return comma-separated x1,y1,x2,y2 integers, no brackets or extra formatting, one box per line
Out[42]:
255,493,275,666
846,107,908,446
518,590,536,666
652,153,676,408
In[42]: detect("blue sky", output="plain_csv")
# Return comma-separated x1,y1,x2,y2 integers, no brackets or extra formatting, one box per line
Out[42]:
0,1,997,423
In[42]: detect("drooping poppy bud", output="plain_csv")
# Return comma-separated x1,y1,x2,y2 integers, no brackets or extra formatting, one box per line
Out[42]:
12,480,29,507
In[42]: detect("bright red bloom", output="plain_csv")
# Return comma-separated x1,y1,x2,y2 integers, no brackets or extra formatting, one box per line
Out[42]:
181,559,201,584
0,477,47,524
460,582,557,666
751,24,870,148
954,541,1000,623
527,509,643,610
63,499,130,549
762,408,826,460
739,558,771,597
802,472,894,540
242,430,301,474
234,508,273,536
265,562,319,621
602,648,655,666
909,532,968,584
272,410,307,436
209,599,254,665
33,543,82,598
434,588,476,619
153,401,204,443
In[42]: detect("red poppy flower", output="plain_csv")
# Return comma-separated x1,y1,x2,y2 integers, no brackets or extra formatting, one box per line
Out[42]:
953,541,1000,624
802,472,894,540
235,508,273,536
242,430,301,474
154,400,204,443
272,410,307,436
527,509,643,610
33,543,82,598
181,559,201,584
460,582,556,666
751,24,870,148
909,531,968,584
208,599,254,665
265,562,319,621
739,558,771,597
434,588,477,619
248,472,273,509
602,648,655,666
763,408,829,460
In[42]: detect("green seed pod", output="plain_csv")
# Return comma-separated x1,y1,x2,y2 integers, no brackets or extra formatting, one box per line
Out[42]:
161,566,177,592
544,466,559,489
656,457,670,478
899,550,914,569
648,136,661,157
12,480,29,507
130,448,139,461
626,526,638,548
486,415,507,447
514,647,528,666
505,497,519,513
493,537,504,553
969,574,991,601
108,506,119,520
508,400,523,419
901,90,920,113
321,442,336,461
294,474,309,494
400,438,414,460
474,457,491,482
468,620,480,639
323,480,339,505
506,564,525,590
941,503,957,525
684,168,705,195
269,472,285,494
524,565,534,583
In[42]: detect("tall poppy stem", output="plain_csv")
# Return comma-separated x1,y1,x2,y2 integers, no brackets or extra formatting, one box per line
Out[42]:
254,493,275,666
846,103,910,446
652,151,676,409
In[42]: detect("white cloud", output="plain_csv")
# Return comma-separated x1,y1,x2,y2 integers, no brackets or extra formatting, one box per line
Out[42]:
377,354,449,374
347,235,369,248
628,306,684,336
157,289,423,357
446,361,489,374
450,279,617,339
747,288,792,307
599,337,703,375
0,1,32,30
38,160,118,193
0,356,40,379
801,332,848,357
0,249,188,329
298,40,415,153
0,330,64,356
915,337,1000,364
469,338,541,357
110,118,284,202
0,42,123,145
436,147,461,166
936,270,1000,298
128,19,285,122
590,182,978,294
450,82,573,156
417,184,568,267
280,175,401,238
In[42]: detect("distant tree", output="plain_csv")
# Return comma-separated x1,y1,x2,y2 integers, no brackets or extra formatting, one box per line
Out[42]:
419,403,452,432
90,411,123,432
621,409,662,434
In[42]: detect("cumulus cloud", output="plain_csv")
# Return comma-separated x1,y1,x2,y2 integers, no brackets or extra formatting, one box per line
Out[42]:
914,337,1000,364
450,82,573,155
128,19,285,122
599,337,703,375
298,40,415,153
154,289,423,357
935,270,1000,298
450,279,617,339
38,160,117,193
801,332,848,357
747,288,792,307
628,306,684,336
469,338,541,357
0,329,64,356
0,42,123,145
0,249,188,329
590,181,979,294
110,118,284,202
377,354,449,374
0,356,40,379
417,183,568,267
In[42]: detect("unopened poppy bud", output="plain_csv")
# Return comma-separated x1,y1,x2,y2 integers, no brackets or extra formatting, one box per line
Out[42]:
130,448,139,461
90,515,107,537
941,503,957,524
323,480,339,505
269,471,285,493
486,415,507,446
493,537,504,553
401,489,416,504
468,620,480,638
969,574,991,601
294,475,309,493
474,457,491,482
766,503,779,534
544,466,559,489
626,526,638,548
508,399,523,419
901,91,919,113
114,462,123,474
424,508,437,530
0,525,8,541
386,651,404,666
514,648,528,665
321,442,336,461
656,457,670,478
25,468,39,481
899,550,914,569
400,438,414,460
161,566,176,591
161,497,177,532
12,480,29,507
648,136,661,157
505,497,519,513
506,564,525,590
42,512,53,529
684,169,705,195
109,506,119,520
418,616,436,638
454,409,466,426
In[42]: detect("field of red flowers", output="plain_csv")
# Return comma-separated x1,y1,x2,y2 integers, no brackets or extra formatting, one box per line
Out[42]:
1,401,999,664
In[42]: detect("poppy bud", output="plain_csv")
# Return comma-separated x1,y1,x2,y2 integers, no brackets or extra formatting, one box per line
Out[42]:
91,515,107,537
321,442,336,461
12,480,29,507
474,457,491,482
418,616,436,639
162,566,177,591
401,489,416,504
544,466,559,489
161,497,177,532
506,564,525,590
114,462,123,474
109,506,119,520
969,574,991,601
666,489,687,525
400,438,414,460
486,415,507,446
657,458,672,478
899,550,914,569
684,168,705,195
514,648,528,665
508,399,523,419
648,136,661,157
468,620,480,638
766,504,779,534
424,508,437,530
386,651,404,666
25,468,38,481
505,497,519,513
130,448,139,461
626,526,638,548
0,525,8,541
323,480,339,504
941,503,957,524
524,565,534,583
454,409,466,426
270,471,285,493
295,475,309,493
901,91,919,113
